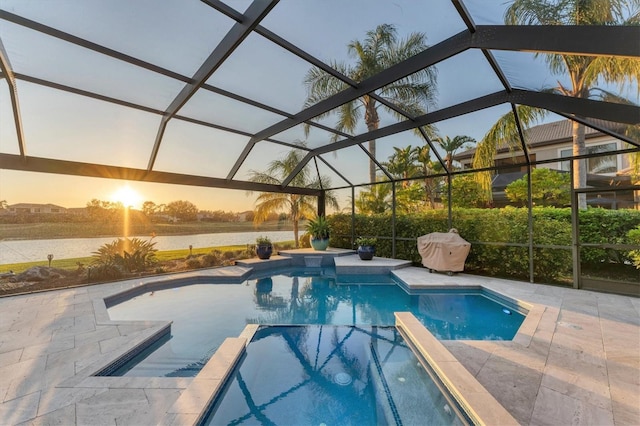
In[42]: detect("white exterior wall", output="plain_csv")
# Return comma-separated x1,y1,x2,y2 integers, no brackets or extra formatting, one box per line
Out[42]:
460,134,630,174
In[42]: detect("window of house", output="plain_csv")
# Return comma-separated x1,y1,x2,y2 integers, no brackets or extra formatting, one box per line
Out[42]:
560,142,618,174
495,154,535,174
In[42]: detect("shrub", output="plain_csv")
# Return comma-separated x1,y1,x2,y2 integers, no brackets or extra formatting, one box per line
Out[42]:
578,209,640,266
628,225,640,269
87,264,123,282
92,237,157,273
275,241,294,250
327,207,640,284
185,258,201,269
506,168,570,206
299,233,311,248
356,237,377,246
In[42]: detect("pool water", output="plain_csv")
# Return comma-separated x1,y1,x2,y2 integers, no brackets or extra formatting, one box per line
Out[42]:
202,325,466,426
105,268,525,377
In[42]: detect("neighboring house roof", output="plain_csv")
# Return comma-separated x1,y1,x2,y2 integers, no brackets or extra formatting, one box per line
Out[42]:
8,203,67,210
455,119,626,161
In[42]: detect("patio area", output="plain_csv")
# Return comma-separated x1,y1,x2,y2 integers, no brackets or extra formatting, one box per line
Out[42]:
0,262,637,425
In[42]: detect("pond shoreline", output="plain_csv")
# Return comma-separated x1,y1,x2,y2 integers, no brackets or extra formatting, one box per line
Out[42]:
0,220,296,241
0,230,297,266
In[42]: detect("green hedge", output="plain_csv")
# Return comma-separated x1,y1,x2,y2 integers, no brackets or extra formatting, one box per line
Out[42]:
328,207,640,284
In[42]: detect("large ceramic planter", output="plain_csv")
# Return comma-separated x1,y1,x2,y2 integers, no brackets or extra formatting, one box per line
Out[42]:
357,245,375,260
310,237,330,251
256,244,273,260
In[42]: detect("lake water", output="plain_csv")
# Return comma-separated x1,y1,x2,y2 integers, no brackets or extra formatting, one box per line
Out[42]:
0,230,295,265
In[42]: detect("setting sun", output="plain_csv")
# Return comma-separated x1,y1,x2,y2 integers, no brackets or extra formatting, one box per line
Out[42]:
111,185,142,208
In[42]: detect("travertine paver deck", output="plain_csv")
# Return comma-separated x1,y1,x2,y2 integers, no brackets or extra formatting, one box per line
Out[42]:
393,267,640,425
0,264,638,425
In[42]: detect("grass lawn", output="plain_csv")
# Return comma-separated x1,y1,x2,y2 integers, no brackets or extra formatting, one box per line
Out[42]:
1,242,295,274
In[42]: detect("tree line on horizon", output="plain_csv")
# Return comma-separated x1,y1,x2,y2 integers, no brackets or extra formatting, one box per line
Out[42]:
0,198,285,225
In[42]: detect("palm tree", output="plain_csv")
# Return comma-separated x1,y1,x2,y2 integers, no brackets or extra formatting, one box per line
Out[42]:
303,24,438,183
475,0,640,208
433,135,475,172
383,145,420,188
248,147,339,247
413,144,439,208
355,180,392,215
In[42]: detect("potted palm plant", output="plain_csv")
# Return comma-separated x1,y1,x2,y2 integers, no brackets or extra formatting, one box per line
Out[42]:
306,215,330,251
356,236,376,260
255,236,273,260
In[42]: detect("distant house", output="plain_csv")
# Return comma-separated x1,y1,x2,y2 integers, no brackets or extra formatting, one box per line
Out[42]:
454,119,637,208
3,203,68,215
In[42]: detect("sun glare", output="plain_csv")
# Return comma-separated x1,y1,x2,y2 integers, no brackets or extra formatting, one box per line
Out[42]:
112,185,142,208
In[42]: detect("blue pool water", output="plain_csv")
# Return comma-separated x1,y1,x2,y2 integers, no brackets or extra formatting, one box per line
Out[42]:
105,268,525,377
202,325,466,426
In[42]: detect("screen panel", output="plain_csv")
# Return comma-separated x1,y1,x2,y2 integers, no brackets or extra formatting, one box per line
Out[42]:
19,82,159,168
206,32,344,114
154,120,252,179
260,0,466,66
0,21,186,111
0,82,20,154
179,89,285,135
1,0,236,77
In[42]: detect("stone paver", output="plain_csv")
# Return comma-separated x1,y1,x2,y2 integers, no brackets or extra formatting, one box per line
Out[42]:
0,265,637,425
392,267,639,425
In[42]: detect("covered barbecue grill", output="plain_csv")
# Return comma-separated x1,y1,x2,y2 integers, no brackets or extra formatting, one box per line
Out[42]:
417,229,471,275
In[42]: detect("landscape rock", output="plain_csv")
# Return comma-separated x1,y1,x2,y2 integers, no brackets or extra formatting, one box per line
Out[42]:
12,266,70,282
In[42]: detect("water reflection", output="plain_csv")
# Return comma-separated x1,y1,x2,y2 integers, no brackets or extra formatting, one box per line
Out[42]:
248,272,523,341
204,326,464,426
107,269,524,377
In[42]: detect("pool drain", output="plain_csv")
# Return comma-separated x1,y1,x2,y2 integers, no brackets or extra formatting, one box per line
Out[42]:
334,372,352,386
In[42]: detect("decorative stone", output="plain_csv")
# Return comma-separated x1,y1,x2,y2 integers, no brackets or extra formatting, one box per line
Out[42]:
12,266,70,282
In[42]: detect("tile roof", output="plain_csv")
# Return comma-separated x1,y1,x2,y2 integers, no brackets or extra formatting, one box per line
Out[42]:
455,119,626,160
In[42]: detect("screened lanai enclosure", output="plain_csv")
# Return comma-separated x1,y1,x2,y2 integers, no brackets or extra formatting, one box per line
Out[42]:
0,0,639,294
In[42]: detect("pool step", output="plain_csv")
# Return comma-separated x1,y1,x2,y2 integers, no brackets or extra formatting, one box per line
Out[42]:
279,247,354,267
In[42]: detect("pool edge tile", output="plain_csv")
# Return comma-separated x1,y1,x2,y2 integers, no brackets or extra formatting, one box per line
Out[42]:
395,312,519,426
163,337,246,426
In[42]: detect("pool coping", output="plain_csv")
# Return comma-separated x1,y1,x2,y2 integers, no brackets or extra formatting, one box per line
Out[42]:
396,312,519,425
51,266,256,392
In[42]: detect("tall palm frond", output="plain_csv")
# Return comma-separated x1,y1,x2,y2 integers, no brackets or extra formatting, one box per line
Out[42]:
472,105,547,201
303,24,438,183
501,0,640,208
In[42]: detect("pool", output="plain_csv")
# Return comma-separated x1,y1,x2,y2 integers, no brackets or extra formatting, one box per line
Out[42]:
104,267,525,377
201,325,467,426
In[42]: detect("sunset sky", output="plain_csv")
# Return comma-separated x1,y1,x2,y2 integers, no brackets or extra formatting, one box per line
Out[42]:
0,0,637,212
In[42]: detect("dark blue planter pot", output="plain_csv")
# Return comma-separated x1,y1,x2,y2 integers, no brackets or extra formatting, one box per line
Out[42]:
256,244,273,260
256,277,273,293
357,245,375,260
